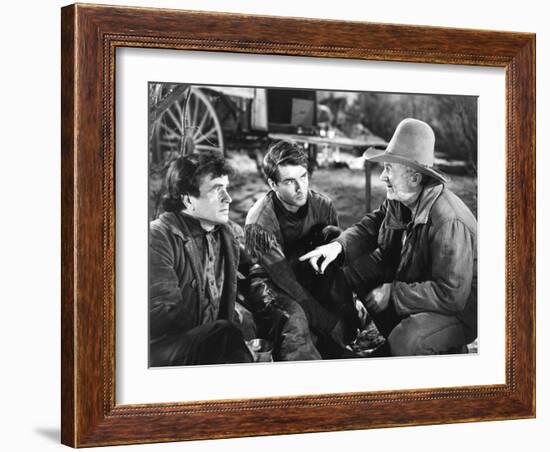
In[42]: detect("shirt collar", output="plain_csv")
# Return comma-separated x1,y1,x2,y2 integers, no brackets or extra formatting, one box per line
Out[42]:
179,212,221,238
271,190,309,220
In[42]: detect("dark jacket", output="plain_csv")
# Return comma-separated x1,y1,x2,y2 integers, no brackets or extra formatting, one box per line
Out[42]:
244,190,338,307
336,184,477,332
149,212,241,343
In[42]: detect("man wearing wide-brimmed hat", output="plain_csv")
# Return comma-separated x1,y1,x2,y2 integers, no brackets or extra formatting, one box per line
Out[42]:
301,118,477,356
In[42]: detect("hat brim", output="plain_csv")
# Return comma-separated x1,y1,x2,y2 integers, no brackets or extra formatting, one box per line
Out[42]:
363,147,447,183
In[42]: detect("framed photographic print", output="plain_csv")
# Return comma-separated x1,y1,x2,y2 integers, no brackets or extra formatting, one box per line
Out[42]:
61,3,535,447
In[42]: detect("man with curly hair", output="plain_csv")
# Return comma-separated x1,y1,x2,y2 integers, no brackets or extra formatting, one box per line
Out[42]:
149,151,254,366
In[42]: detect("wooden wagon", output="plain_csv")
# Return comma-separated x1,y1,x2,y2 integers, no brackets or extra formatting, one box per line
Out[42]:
149,83,387,211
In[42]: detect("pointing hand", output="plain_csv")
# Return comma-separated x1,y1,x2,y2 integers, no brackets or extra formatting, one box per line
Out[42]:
299,241,343,274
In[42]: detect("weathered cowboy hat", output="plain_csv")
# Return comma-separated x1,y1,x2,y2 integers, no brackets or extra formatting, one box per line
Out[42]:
363,118,446,183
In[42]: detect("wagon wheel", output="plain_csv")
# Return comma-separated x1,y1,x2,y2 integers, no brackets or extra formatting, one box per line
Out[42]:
152,87,225,161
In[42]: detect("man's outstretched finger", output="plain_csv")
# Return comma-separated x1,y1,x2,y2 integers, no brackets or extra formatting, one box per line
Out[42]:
299,249,322,262
319,254,335,274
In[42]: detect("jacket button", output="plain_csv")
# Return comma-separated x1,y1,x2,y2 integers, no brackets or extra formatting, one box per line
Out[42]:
191,279,196,289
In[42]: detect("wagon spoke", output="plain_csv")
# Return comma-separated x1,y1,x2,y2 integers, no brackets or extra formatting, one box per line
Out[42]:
157,122,180,138
195,126,218,144
166,108,184,135
174,100,183,119
193,111,209,139
195,144,222,152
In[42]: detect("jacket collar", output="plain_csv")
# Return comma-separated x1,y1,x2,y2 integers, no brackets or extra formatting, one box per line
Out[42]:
159,211,226,241
413,183,444,225
254,189,314,223
386,183,444,228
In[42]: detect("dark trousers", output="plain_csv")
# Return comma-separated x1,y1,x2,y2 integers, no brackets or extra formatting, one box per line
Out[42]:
296,264,358,338
150,319,253,367
289,226,359,345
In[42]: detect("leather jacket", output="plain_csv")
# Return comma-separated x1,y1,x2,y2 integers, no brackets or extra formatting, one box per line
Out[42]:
337,183,477,332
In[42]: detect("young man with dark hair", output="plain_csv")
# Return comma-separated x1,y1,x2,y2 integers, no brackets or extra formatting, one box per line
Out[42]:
245,141,360,359
149,151,254,366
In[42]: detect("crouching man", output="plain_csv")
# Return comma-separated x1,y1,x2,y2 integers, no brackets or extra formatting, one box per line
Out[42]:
245,141,360,359
301,118,478,356
149,151,254,366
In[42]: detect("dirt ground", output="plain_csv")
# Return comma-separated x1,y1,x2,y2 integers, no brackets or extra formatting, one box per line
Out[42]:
227,149,477,229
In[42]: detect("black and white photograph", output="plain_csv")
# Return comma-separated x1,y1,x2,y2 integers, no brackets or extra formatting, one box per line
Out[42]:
148,83,478,367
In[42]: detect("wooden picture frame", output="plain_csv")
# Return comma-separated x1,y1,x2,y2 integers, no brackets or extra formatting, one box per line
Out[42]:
61,3,535,447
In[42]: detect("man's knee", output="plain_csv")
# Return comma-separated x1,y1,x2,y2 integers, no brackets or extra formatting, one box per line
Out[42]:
274,297,321,361
277,297,310,333
210,319,242,338
387,314,467,356
321,225,342,243
387,320,426,356
234,302,257,340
